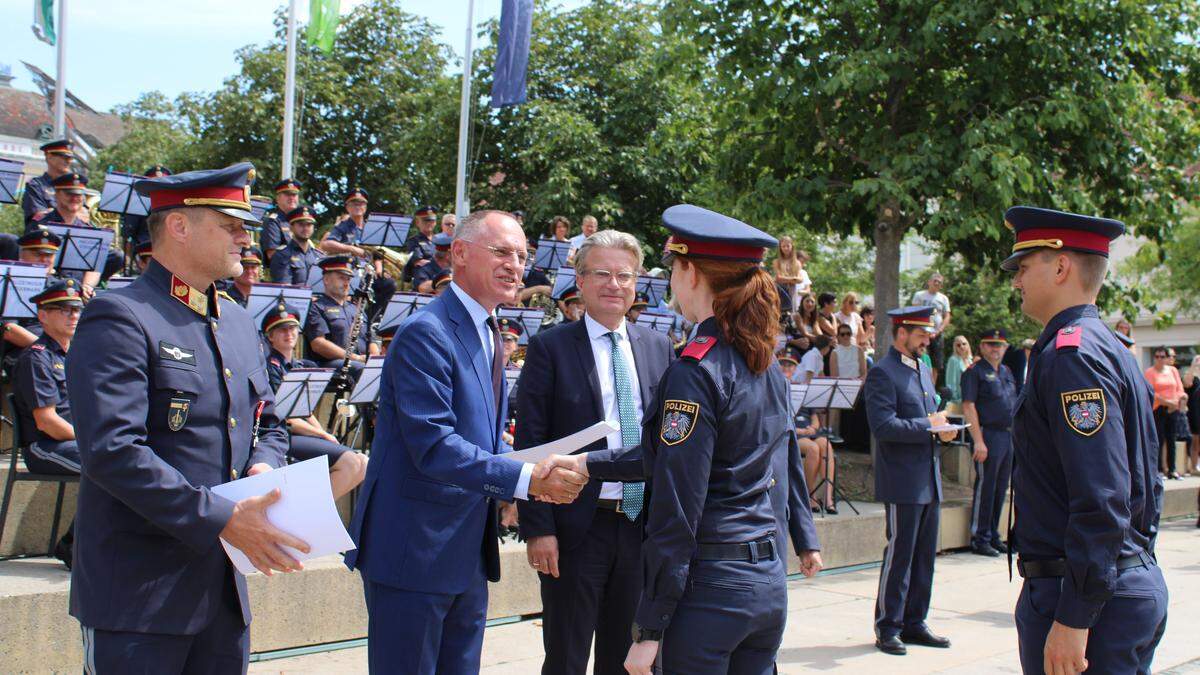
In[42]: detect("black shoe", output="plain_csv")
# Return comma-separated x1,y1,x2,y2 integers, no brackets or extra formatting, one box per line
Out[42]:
875,635,906,655
990,541,1009,554
970,544,1000,557
900,626,951,648
824,505,838,515
53,537,72,571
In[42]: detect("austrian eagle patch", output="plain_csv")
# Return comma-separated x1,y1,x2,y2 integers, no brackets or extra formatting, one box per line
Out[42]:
660,399,699,446
1060,388,1106,436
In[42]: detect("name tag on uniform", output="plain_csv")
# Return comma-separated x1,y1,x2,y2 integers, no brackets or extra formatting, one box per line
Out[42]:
159,341,196,365
326,309,341,316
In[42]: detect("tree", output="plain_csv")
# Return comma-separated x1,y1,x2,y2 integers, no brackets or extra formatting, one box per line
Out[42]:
668,0,1200,352
92,91,203,180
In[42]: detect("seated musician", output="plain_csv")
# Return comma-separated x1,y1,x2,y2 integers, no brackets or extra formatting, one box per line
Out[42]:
133,240,153,274
498,317,523,368
304,255,379,376
263,304,367,499
519,238,553,305
14,279,85,567
782,346,837,514
626,291,649,324
376,324,396,357
225,247,262,306
557,285,584,323
2,230,60,366
412,232,452,294
30,173,123,293
431,268,453,296
269,205,322,286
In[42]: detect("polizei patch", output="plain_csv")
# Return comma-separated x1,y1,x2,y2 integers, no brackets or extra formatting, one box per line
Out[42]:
1060,388,1106,436
660,399,699,446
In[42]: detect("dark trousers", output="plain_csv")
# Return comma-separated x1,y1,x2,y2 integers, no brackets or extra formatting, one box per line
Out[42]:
288,434,351,463
25,438,81,475
1016,564,1167,674
82,579,248,674
970,428,1013,548
539,508,642,675
874,502,940,638
1154,407,1176,473
362,568,488,675
661,557,787,674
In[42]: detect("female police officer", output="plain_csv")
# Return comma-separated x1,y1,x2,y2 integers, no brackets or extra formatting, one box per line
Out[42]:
534,205,823,674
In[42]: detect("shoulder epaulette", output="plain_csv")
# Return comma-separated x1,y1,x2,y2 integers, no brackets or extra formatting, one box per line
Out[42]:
29,343,44,351
681,335,717,361
217,290,235,303
1056,325,1083,350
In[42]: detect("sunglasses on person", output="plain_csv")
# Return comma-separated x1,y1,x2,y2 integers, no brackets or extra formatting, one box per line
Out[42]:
837,331,852,337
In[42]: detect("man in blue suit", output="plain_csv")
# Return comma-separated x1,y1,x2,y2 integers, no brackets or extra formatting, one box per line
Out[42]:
516,230,674,675
346,209,588,674
865,306,958,656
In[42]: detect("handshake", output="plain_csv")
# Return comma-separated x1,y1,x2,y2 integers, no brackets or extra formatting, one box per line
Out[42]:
527,453,591,504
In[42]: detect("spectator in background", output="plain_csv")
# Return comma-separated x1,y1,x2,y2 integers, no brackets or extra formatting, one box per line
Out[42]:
441,214,456,237
568,215,598,254
816,292,839,338
800,335,833,383
859,307,877,358
944,335,973,413
1115,317,1136,353
1145,346,1187,479
796,292,819,339
772,236,810,311
830,324,866,380
549,215,571,243
911,273,952,384
834,292,864,340
1183,355,1200,476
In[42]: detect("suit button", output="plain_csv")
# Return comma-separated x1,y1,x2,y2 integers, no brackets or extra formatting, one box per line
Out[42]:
769,478,777,488
229,417,237,428
224,368,232,379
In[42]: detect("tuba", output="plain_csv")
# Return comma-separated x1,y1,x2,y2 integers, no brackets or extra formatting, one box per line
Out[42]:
361,245,409,284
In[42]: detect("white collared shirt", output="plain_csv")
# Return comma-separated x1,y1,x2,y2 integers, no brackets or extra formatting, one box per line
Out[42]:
584,313,644,500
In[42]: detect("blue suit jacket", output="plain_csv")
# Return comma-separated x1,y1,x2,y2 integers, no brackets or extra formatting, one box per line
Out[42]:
865,347,943,504
514,319,673,551
346,288,524,593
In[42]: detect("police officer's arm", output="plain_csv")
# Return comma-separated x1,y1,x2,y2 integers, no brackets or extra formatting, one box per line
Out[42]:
2,323,38,348
21,179,51,225
304,304,347,361
864,365,934,442
635,360,719,633
320,227,365,257
959,367,985,446
513,333,557,538
246,354,289,471
268,249,292,284
1044,351,1131,629
785,428,821,553
65,296,237,553
16,352,75,440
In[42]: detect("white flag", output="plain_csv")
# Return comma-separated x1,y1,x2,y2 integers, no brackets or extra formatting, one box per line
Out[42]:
32,0,55,46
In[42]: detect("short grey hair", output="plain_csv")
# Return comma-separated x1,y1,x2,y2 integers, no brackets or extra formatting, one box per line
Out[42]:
454,209,514,243
574,229,644,272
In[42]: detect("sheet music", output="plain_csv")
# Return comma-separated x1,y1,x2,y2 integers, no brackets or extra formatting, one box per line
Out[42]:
497,306,545,345
377,292,434,332
274,368,336,419
0,262,49,320
43,224,116,273
636,276,670,307
348,356,385,404
533,239,572,271
360,212,413,247
97,171,151,216
550,266,577,299
247,283,314,328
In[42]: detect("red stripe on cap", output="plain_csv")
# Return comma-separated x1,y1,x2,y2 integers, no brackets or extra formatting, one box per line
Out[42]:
150,186,248,210
667,236,765,262
1017,228,1111,255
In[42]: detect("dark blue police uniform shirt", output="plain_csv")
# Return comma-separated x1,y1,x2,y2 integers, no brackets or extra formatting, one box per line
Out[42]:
260,209,291,254
960,360,1017,429
269,238,322,286
265,348,317,392
412,258,447,289
14,333,71,446
1013,304,1161,628
21,172,55,227
304,293,368,357
326,218,365,246
404,231,434,259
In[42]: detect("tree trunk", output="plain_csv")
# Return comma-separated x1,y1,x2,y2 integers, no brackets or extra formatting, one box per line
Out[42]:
873,202,907,357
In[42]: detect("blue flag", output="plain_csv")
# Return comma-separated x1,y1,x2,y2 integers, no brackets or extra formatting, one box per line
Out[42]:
490,0,533,108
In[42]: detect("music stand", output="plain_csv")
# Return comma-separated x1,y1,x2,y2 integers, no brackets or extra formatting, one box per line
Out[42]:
0,262,48,320
550,267,577,299
533,239,571,271
377,292,434,332
0,159,25,205
97,171,150,216
636,276,669,307
497,306,545,345
306,259,364,295
103,276,136,291
635,311,675,336
43,224,115,276
246,282,313,329
360,213,412,247
801,377,864,516
273,368,336,419
250,197,273,223
348,356,384,405
505,369,520,399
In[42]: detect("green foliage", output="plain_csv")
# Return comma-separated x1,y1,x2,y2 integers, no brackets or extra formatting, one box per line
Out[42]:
93,91,202,187
1117,202,1200,327
928,253,1040,346
0,204,23,237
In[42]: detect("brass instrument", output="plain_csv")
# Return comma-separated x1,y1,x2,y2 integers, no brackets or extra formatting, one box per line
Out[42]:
361,244,409,285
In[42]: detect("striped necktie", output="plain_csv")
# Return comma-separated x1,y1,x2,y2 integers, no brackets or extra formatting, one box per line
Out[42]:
608,331,644,521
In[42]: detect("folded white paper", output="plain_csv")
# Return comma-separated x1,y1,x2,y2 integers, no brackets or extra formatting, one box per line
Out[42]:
929,423,970,433
212,456,355,575
505,421,619,463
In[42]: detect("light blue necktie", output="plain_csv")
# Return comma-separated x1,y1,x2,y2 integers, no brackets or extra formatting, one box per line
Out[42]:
608,332,644,521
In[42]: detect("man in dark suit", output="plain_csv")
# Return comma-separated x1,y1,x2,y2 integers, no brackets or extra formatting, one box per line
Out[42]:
516,230,674,675
346,210,587,674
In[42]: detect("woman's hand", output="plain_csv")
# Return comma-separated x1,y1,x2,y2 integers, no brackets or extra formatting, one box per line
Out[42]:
624,640,659,675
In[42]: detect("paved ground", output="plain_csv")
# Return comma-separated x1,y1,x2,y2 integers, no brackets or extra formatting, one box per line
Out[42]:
250,518,1200,674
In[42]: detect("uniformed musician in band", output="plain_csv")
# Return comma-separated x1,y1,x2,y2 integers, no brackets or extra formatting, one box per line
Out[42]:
30,172,124,292
2,229,61,366
412,232,452,294
225,247,262,307
304,255,379,376
401,205,438,284
318,187,395,313
21,139,74,228
124,165,172,248
260,178,302,262
268,205,322,286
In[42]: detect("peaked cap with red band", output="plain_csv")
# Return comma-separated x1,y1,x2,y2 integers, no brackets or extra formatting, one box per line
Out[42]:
286,205,317,223
660,204,777,265
497,317,524,340
979,328,1009,344
19,228,61,252
133,161,260,224
39,139,73,157
1000,206,1125,272
274,178,302,194
31,279,83,308
318,254,355,276
262,303,301,333
51,172,88,193
888,306,936,329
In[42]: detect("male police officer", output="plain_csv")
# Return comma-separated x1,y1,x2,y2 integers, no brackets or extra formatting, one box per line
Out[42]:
226,247,263,307
1,229,61,365
305,255,379,375
401,205,438,283
412,232,452,293
1003,206,1166,675
319,187,395,314
864,306,957,656
21,139,74,228
260,178,302,261
124,165,172,248
269,205,322,285
960,328,1017,557
66,162,308,673
32,173,124,291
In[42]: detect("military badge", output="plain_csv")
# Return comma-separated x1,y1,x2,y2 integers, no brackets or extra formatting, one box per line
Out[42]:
159,341,196,365
660,399,699,446
1061,388,1106,436
168,397,190,431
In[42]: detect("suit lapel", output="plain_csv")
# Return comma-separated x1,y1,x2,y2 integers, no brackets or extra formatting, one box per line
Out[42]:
628,325,656,413
573,321,605,421
443,290,497,430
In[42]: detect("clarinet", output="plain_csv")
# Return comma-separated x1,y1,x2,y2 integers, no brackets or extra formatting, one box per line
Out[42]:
328,260,376,432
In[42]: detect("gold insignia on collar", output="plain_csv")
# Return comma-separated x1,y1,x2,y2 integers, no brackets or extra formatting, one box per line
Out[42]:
170,275,208,316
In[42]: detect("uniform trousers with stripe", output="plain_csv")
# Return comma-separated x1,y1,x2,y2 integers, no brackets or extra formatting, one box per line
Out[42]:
874,502,940,639
25,438,81,475
970,427,1012,550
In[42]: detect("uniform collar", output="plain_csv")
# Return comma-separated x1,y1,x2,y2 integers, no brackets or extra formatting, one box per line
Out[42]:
694,316,719,338
36,332,67,355
269,348,290,364
144,259,221,318
1034,304,1097,353
889,346,919,370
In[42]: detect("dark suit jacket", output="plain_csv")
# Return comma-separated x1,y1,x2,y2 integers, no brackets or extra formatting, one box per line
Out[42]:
515,317,673,551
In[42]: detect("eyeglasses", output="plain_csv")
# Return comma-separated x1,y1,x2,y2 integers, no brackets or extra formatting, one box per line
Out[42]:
1155,354,1168,359
837,331,852,337
48,307,82,317
463,240,528,265
580,269,637,287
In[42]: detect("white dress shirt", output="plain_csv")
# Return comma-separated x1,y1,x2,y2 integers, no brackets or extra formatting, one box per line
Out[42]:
584,313,644,500
449,282,532,500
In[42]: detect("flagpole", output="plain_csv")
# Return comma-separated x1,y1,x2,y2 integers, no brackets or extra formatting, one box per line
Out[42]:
53,0,67,137
282,0,298,178
454,0,476,222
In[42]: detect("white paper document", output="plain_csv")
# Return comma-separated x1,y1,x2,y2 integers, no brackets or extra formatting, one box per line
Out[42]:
212,456,355,575
505,421,619,463
929,423,970,433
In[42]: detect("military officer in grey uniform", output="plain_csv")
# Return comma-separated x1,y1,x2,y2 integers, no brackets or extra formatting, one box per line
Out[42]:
268,205,322,285
66,162,310,673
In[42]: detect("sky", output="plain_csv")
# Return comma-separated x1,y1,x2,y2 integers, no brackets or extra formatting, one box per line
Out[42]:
0,0,580,113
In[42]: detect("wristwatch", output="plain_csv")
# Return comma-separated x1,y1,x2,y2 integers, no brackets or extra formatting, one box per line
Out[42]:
631,622,663,643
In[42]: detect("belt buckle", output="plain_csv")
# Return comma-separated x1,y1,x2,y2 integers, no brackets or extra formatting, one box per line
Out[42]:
748,541,760,564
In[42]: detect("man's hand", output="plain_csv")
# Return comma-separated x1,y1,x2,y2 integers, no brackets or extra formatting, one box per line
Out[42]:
247,463,273,476
937,430,959,443
533,453,589,480
798,550,823,578
972,440,989,463
1044,621,1089,674
624,640,659,675
499,501,519,528
526,534,560,577
928,411,949,427
529,465,587,504
219,488,311,576
415,258,430,267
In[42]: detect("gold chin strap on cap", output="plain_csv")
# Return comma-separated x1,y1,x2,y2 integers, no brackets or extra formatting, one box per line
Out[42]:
1012,239,1064,252
664,242,689,256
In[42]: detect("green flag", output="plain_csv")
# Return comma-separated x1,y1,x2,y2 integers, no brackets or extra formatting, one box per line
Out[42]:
32,0,55,46
307,0,339,54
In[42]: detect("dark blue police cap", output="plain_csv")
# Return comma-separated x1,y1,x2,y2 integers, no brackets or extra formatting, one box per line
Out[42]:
888,306,936,329
497,318,524,340
432,233,453,249
378,324,399,343
318,255,355,276
51,172,88,193
432,268,453,288
143,165,172,177
660,204,777,265
133,162,260,224
979,328,1008,343
287,205,317,223
777,346,802,365
31,278,84,309
262,303,300,333
1001,206,1125,272
415,205,437,218
40,139,73,157
19,228,61,251
275,178,302,194
631,292,649,309
241,247,263,265
345,187,369,203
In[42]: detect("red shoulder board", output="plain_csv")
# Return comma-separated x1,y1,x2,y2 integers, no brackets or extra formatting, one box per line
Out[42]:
681,336,717,361
29,343,44,351
1056,326,1083,349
